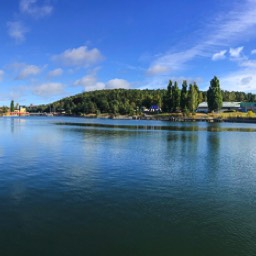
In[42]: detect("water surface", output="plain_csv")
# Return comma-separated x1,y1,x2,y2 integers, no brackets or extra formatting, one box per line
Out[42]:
1,117,256,255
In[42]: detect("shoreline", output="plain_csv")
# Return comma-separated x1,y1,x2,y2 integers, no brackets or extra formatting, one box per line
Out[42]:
62,114,256,124
2,113,256,124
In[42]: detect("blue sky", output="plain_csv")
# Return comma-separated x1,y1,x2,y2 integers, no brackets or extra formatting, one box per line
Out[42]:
1,0,256,106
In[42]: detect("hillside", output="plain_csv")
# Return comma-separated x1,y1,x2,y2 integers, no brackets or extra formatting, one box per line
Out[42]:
28,87,256,116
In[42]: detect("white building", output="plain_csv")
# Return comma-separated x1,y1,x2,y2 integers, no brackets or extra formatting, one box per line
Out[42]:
196,102,241,113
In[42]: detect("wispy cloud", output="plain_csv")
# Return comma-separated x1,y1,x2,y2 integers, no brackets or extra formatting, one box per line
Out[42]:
147,64,169,76
52,46,104,67
221,70,256,92
17,64,42,79
48,68,63,78
212,50,227,61
229,46,244,58
7,1,54,42
240,59,256,68
0,70,4,82
32,82,65,97
9,62,42,79
147,47,199,75
20,0,53,18
7,21,29,42
225,46,256,69
147,0,256,75
251,49,256,55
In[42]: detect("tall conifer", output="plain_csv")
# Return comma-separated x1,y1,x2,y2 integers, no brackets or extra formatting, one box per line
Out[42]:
207,76,223,112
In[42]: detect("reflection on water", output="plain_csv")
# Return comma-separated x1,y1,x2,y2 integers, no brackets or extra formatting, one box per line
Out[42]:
55,121,256,132
1,117,256,256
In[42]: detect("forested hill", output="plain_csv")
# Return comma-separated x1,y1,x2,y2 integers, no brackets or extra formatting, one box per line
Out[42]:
33,89,167,115
29,87,256,115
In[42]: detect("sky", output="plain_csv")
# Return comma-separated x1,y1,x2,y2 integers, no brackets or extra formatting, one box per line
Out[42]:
1,0,256,106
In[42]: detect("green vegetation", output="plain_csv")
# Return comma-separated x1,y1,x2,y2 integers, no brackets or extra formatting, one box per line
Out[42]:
27,76,256,116
207,76,223,112
30,89,166,116
187,82,199,113
10,100,14,112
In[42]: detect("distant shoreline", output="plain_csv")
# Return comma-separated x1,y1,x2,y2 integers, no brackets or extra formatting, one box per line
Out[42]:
2,112,256,124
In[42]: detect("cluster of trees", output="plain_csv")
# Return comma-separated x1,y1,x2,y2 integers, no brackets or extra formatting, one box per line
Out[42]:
30,89,166,115
28,76,256,115
222,90,256,102
0,100,19,114
163,80,206,113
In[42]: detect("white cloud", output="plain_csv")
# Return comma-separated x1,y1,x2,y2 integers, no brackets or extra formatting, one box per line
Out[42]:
251,49,256,55
106,79,130,89
147,64,169,75
20,0,53,18
221,70,256,91
48,68,63,78
7,21,29,42
52,46,104,67
205,1,256,47
146,47,199,75
240,59,256,68
7,1,53,43
74,71,130,91
32,82,65,97
16,64,41,79
74,75,105,91
229,46,244,58
146,0,256,75
212,50,227,61
0,70,4,82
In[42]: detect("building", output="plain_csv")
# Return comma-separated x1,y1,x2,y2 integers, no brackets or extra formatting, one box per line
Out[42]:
5,106,30,116
149,105,162,112
196,102,241,113
240,102,256,112
196,102,208,113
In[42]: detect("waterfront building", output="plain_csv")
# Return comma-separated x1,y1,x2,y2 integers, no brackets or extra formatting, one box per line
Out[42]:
197,102,241,113
240,102,256,112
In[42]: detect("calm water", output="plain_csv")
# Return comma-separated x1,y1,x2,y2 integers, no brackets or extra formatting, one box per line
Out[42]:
1,116,256,256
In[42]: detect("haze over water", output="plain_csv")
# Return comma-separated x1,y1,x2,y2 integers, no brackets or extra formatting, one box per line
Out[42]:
1,117,256,256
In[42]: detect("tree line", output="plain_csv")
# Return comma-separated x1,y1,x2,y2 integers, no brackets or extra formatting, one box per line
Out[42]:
28,76,256,115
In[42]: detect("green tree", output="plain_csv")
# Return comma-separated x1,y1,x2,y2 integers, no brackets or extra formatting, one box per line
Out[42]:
109,100,119,114
180,80,188,111
165,80,173,112
207,76,223,112
247,93,256,102
198,91,204,104
193,82,200,107
187,83,199,113
172,81,180,111
1,106,8,114
10,100,14,112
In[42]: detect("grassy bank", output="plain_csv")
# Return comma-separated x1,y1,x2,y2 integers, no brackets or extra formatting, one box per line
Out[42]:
151,111,256,122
